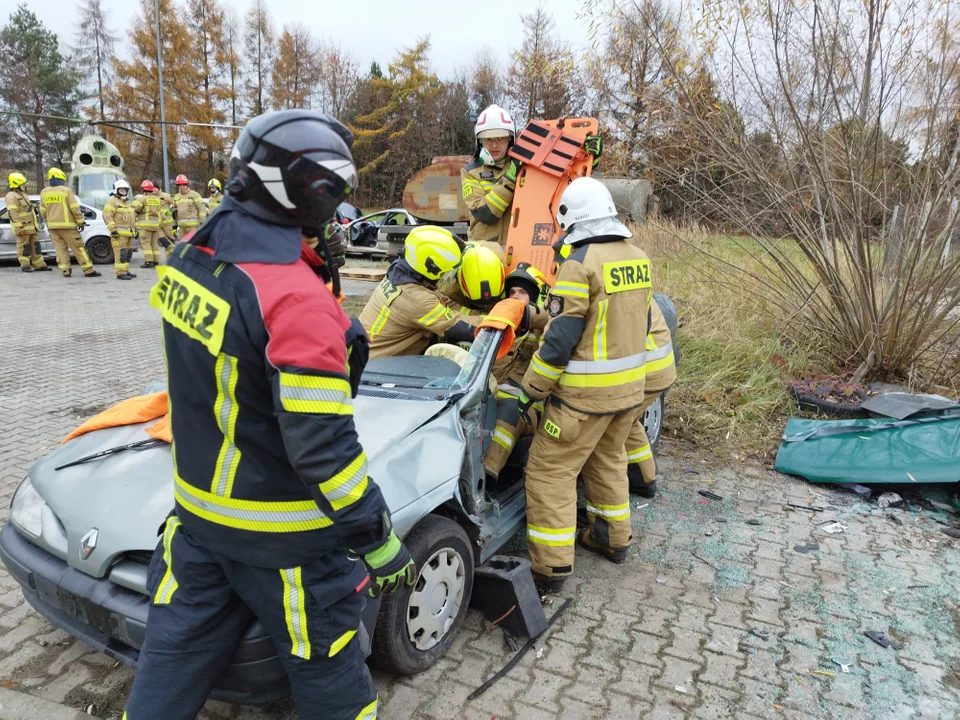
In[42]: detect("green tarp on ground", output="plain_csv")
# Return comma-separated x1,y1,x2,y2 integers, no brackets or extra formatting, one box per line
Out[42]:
775,415,960,484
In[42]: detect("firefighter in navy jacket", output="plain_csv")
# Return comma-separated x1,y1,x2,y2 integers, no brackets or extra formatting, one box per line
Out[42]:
124,111,412,720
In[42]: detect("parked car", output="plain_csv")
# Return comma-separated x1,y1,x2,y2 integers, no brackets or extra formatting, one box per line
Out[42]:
0,296,677,705
345,208,416,256
0,200,55,262
0,196,125,266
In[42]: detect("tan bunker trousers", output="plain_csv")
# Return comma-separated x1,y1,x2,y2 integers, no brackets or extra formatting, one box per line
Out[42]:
524,401,641,579
624,391,662,491
49,229,95,276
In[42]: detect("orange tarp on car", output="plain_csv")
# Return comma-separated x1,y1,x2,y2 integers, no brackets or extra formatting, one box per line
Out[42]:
63,392,172,444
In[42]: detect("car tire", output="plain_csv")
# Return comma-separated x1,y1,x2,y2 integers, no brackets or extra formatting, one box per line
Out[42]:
371,514,474,676
642,394,665,451
85,235,113,265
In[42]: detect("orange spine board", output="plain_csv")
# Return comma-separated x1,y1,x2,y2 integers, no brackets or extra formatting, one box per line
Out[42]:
504,117,599,286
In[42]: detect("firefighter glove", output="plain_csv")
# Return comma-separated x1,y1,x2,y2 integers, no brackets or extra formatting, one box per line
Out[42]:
363,531,416,598
158,236,171,248
111,230,119,238
518,390,534,425
76,224,85,232
505,158,522,184
584,134,603,165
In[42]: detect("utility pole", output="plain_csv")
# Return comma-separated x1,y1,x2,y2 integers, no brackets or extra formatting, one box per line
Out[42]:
155,0,170,193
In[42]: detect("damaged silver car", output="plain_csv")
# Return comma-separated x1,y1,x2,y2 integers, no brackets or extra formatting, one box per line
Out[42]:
0,296,676,704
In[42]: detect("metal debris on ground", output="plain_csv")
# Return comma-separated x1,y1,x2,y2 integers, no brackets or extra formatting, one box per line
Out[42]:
864,630,902,650
793,542,820,554
941,527,960,539
787,502,824,512
878,492,904,509
698,490,723,501
887,513,903,526
820,522,847,534
810,669,836,678
468,597,573,700
682,468,701,475
675,686,688,693
833,659,853,673
746,518,762,526
656,578,668,584
636,503,649,509
749,628,770,640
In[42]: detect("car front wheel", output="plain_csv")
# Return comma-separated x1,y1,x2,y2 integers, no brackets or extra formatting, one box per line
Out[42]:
371,514,474,675
85,235,113,265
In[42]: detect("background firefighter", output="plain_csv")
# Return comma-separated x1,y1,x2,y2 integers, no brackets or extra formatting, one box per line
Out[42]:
5,172,50,273
518,177,652,593
171,174,207,239
103,180,138,280
39,167,100,278
122,111,415,720
132,180,164,268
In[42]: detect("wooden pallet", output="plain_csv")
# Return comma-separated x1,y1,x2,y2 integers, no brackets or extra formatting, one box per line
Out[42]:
339,267,386,281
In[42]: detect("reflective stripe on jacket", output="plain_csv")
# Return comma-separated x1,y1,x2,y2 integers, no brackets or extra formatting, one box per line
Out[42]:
645,300,676,393
172,189,207,226
4,189,38,234
461,159,515,245
40,186,84,229
132,193,164,229
151,240,395,568
104,196,137,236
521,238,652,415
358,260,481,358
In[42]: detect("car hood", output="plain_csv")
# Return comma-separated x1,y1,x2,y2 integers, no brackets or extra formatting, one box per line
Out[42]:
28,395,450,577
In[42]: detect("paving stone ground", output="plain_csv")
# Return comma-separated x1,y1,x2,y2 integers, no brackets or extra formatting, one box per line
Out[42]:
1,262,959,719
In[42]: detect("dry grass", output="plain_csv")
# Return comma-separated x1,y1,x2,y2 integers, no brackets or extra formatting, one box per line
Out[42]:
631,220,832,460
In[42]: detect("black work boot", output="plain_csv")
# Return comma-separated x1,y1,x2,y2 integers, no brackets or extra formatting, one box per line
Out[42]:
117,273,134,280
141,262,155,269
84,270,102,278
578,528,627,564
20,266,34,273
630,480,658,499
576,507,589,528
34,264,52,271
531,572,566,596
63,270,73,277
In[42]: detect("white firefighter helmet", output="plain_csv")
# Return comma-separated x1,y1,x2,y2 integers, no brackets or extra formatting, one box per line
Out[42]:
112,179,132,196
475,104,516,139
556,177,631,244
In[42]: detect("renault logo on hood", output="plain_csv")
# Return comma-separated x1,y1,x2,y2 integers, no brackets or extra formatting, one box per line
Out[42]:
80,529,99,561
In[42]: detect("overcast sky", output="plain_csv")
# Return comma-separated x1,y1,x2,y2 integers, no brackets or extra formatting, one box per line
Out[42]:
30,0,594,79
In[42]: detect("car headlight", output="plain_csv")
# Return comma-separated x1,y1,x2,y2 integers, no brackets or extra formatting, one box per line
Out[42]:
10,477,43,538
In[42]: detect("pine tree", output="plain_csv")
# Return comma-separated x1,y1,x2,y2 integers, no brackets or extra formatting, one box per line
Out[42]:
270,24,320,110
0,4,83,184
244,0,275,115
73,0,117,121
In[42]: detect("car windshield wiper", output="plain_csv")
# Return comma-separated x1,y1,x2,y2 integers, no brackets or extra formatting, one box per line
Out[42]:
55,438,166,471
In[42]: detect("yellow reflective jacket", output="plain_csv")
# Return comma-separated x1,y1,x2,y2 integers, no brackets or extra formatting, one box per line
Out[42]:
645,300,676,393
461,158,515,246
40,185,84,229
522,239,652,415
4,189,39,235
104,195,137,236
359,264,482,359
207,193,223,210
132,192,164,229
172,189,207,227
